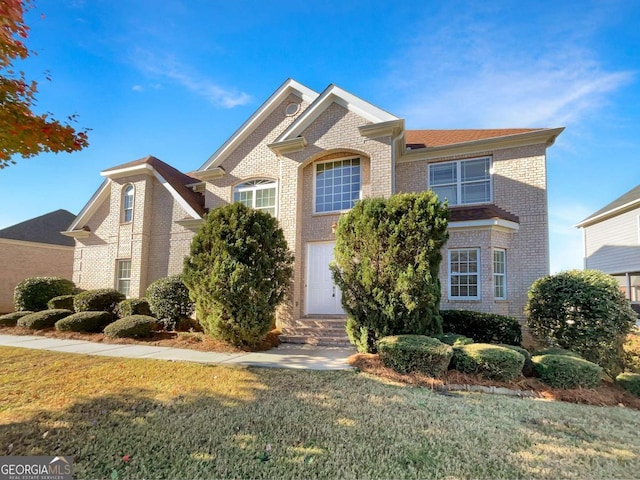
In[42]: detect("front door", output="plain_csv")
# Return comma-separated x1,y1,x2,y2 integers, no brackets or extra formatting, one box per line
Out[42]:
306,242,344,315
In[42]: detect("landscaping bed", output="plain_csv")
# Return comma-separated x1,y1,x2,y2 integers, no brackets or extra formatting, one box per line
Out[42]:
349,353,640,410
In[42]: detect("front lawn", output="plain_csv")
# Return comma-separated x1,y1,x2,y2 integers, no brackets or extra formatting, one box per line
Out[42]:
1,347,639,479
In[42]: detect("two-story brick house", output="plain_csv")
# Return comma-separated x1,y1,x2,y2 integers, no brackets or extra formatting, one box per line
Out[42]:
63,79,563,343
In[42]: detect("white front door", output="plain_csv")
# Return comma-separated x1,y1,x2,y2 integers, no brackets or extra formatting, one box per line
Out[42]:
306,242,344,315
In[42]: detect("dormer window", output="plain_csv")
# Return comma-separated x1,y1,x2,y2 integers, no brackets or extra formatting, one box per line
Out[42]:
122,185,134,223
233,179,277,217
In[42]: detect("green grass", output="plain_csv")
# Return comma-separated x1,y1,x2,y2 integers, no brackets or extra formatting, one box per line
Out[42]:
1,347,639,479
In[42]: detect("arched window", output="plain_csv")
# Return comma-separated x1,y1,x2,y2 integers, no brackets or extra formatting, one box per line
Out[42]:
233,179,277,216
122,185,134,223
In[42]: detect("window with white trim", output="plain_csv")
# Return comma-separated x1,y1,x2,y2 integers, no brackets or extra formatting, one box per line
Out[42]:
449,248,480,299
116,259,131,296
429,157,492,205
493,249,506,299
122,185,134,223
315,158,361,213
233,179,277,216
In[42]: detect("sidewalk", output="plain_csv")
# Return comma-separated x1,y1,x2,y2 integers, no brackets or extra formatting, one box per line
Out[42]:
0,334,356,371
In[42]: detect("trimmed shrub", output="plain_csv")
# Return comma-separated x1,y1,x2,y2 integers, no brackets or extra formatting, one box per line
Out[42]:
500,344,533,377
452,343,525,381
531,354,602,389
146,276,193,330
176,317,203,332
623,331,640,373
47,295,75,310
331,192,449,353
103,315,159,338
14,276,75,311
184,203,294,348
115,298,152,318
616,372,640,397
17,309,72,330
74,289,125,313
55,311,115,332
437,333,474,347
0,311,34,326
377,335,453,377
440,310,522,346
526,270,637,377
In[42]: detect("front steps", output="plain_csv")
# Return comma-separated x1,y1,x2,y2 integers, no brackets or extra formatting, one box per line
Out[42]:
279,317,351,347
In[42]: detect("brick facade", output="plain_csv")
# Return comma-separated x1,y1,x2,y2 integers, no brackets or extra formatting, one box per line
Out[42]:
70,80,559,326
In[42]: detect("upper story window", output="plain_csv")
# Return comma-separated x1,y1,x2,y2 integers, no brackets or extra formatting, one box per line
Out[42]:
315,157,361,213
122,185,134,223
233,179,277,216
429,157,492,205
116,259,131,297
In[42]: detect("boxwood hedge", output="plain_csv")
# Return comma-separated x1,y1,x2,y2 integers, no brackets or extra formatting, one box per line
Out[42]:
531,354,602,389
441,310,522,346
453,343,525,381
377,335,453,377
55,311,115,332
0,311,34,326
103,315,158,338
74,289,125,313
17,309,73,330
14,277,75,311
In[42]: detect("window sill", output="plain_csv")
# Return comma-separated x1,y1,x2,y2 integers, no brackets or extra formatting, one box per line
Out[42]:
312,210,350,217
446,298,481,302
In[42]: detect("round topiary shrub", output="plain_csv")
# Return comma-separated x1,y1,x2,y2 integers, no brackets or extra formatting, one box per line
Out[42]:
453,343,525,381
526,270,637,377
103,315,159,338
330,192,449,353
377,335,453,377
73,289,125,313
616,372,640,397
115,298,152,319
0,311,34,326
55,311,115,332
47,294,75,310
14,277,75,311
146,276,193,330
17,309,73,330
440,310,522,346
437,333,474,346
531,354,602,389
184,203,294,348
500,344,533,377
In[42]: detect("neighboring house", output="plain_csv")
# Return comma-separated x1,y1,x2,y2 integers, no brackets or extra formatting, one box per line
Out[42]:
576,184,640,316
64,79,563,342
0,209,76,313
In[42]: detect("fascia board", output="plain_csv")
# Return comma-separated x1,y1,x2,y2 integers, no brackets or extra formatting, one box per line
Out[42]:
152,170,202,219
100,163,154,178
575,199,640,228
275,84,399,143
66,180,111,232
197,79,318,172
448,219,520,232
398,127,565,163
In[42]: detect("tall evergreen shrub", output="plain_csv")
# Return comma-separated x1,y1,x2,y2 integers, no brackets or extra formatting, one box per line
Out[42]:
183,203,293,348
330,192,449,353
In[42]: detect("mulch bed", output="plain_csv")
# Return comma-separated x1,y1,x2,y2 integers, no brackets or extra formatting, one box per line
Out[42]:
0,325,280,353
349,353,640,411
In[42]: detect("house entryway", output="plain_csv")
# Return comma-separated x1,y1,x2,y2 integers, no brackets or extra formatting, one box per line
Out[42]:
305,242,345,315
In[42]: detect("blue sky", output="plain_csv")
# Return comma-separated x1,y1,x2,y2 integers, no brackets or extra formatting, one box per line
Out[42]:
1,0,638,273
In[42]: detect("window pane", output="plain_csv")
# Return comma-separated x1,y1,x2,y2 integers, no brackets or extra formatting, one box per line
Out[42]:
117,260,131,297
461,158,490,182
315,158,361,213
461,182,491,204
449,249,480,299
432,185,457,204
430,163,457,185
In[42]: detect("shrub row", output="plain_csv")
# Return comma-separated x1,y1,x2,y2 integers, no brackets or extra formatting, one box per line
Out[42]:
616,372,640,397
47,295,75,310
14,277,75,311
104,315,158,338
74,289,125,313
440,310,522,346
452,343,525,381
115,298,152,318
531,354,602,389
0,311,33,326
17,309,72,329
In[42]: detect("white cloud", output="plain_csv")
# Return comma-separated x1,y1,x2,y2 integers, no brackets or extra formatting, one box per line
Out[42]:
131,51,251,109
384,6,634,128
132,85,143,92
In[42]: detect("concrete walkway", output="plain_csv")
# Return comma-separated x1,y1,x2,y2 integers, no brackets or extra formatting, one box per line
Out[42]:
0,334,356,370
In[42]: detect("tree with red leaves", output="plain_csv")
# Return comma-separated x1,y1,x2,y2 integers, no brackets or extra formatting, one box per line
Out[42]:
0,0,88,169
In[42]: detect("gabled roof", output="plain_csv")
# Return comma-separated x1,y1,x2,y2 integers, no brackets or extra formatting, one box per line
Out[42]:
274,83,399,144
576,184,640,228
64,156,205,235
0,209,76,246
405,129,540,148
198,78,319,172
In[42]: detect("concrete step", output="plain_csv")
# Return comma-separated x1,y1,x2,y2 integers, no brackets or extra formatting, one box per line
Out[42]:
283,318,347,330
280,327,347,337
279,335,352,347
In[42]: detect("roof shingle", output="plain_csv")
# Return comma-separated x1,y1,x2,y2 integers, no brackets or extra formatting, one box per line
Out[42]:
405,129,541,148
0,209,76,246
